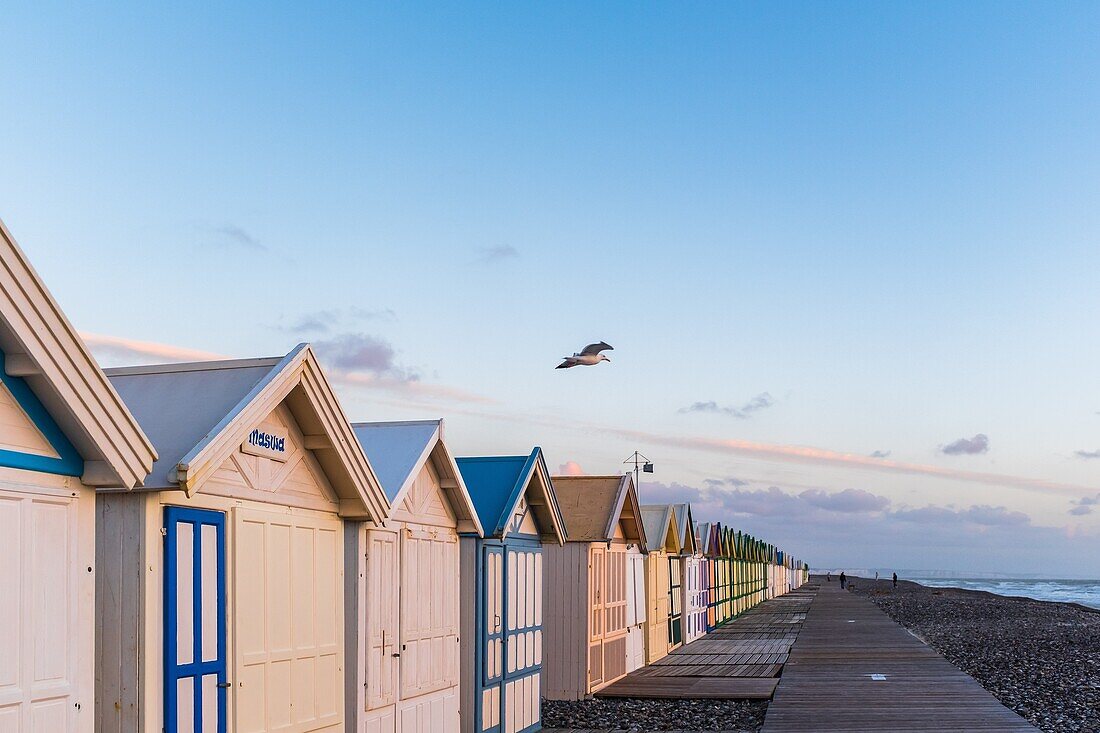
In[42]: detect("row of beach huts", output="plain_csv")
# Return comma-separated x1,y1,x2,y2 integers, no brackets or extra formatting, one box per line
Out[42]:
0,220,807,733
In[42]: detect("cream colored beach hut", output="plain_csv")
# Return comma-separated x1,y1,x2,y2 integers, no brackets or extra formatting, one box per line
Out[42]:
95,344,389,733
542,474,647,699
640,504,682,664
347,420,483,733
0,220,157,732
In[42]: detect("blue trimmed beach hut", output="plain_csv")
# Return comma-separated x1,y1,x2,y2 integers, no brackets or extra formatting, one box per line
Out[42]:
456,449,566,733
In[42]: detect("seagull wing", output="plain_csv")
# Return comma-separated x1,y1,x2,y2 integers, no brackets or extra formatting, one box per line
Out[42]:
579,341,613,356
555,359,575,369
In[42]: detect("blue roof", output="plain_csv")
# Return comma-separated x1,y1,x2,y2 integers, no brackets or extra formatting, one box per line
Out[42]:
456,451,540,538
351,421,439,502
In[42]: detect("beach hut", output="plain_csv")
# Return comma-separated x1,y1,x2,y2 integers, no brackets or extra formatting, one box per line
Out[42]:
542,474,647,699
696,521,716,631
673,505,707,645
0,221,157,732
95,344,389,733
456,449,566,733
639,504,682,664
346,420,484,733
624,528,648,674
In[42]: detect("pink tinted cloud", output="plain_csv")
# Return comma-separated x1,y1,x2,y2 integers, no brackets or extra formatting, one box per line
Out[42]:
605,427,1095,497
558,461,585,476
82,332,494,404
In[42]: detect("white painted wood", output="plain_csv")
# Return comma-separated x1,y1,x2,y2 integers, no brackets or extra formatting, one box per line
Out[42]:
0,219,158,490
233,507,343,732
399,528,459,699
365,530,399,712
0,380,58,457
0,481,89,733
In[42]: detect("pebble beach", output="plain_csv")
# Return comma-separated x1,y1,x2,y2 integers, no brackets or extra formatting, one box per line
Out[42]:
849,578,1100,733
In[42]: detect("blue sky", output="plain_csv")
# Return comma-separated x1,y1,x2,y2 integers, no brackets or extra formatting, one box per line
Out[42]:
3,3,1099,575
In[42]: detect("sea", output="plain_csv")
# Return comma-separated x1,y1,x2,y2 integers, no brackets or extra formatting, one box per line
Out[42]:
908,577,1100,610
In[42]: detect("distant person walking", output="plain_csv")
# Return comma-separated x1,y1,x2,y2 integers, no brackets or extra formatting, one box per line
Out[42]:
892,572,898,589
839,571,846,589
875,571,879,580
826,572,831,582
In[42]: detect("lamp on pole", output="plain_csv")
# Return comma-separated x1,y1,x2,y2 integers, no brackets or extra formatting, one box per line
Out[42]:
623,451,653,494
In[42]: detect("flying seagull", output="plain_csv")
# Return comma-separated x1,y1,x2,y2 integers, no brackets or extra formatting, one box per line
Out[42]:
556,341,613,369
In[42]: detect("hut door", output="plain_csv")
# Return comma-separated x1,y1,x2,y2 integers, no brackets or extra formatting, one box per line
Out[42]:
502,544,542,733
588,546,605,687
366,530,399,711
164,507,227,733
667,558,682,646
479,545,504,733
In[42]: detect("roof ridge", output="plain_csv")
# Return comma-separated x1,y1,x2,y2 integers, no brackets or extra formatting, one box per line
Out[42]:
104,356,282,376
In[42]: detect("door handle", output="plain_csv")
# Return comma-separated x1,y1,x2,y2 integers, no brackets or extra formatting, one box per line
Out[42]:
217,682,232,689
391,653,401,658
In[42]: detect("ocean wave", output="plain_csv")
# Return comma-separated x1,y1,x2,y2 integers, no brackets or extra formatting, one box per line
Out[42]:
909,577,1100,609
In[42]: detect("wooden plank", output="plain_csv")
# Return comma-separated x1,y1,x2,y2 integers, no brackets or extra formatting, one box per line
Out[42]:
761,581,1038,732
595,676,778,699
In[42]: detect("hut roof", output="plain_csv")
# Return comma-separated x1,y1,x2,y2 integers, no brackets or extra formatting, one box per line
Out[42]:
352,419,483,535
640,504,680,553
0,218,156,488
672,503,697,554
696,521,713,554
106,344,388,521
551,474,646,547
456,448,565,543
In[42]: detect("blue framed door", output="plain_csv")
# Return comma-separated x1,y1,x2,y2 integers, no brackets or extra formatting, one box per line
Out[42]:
479,544,504,733
164,507,227,733
501,540,543,733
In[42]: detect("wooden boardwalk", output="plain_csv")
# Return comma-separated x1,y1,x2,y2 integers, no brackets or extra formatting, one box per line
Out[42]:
594,585,817,700
761,580,1038,732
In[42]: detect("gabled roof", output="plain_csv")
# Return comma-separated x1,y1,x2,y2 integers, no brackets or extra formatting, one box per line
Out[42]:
106,344,388,520
696,521,713,554
352,419,482,536
640,504,680,553
551,474,646,548
672,503,697,555
456,448,565,543
0,219,156,488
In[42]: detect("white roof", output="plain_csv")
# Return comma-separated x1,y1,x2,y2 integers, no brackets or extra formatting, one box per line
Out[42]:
106,344,389,521
352,420,483,535
0,218,156,487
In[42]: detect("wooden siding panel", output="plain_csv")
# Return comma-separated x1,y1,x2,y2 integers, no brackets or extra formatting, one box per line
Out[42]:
0,381,58,458
458,539,477,733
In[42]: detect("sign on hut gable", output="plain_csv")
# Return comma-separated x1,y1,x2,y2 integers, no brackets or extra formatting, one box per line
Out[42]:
241,426,289,462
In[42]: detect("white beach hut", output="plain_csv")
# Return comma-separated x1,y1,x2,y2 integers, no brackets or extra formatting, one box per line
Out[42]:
673,504,707,645
624,529,648,674
346,420,483,733
0,220,157,732
95,344,389,733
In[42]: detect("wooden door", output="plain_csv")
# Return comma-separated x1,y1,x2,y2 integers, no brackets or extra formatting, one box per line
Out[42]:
502,544,542,733
164,507,227,733
478,545,503,733
667,557,682,647
365,529,399,712
400,528,459,699
233,508,343,732
601,545,628,685
587,546,605,687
